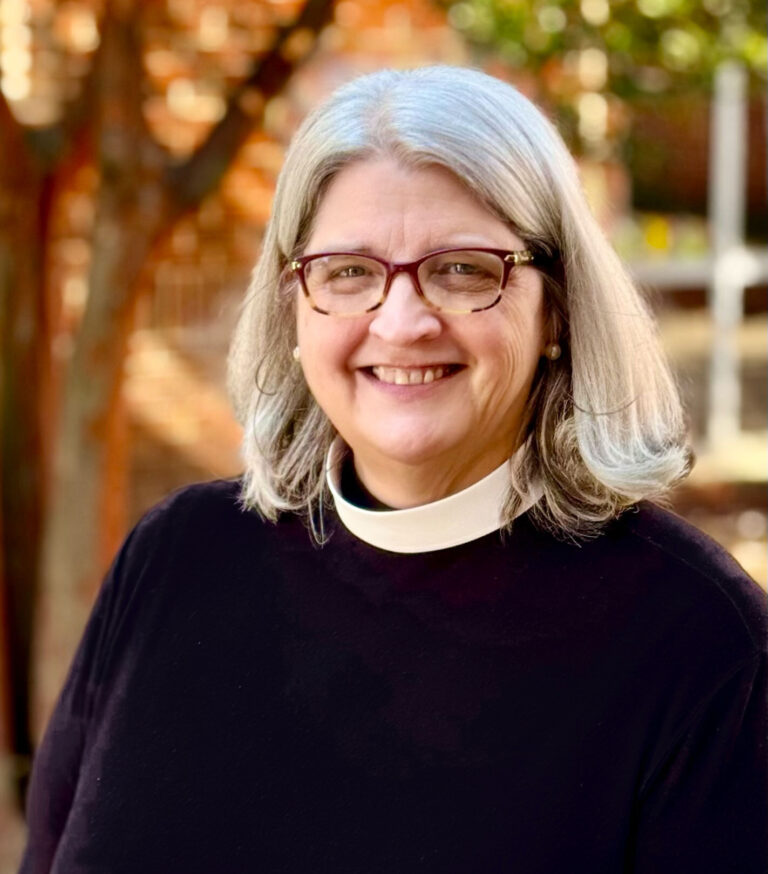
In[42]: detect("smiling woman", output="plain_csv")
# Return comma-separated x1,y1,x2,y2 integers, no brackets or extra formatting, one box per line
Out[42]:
294,157,547,507
230,68,694,541
21,67,767,874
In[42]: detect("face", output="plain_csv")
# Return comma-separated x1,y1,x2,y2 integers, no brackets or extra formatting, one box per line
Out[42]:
295,157,548,500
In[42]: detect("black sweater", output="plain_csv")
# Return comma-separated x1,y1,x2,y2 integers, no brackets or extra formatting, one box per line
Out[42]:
22,479,768,873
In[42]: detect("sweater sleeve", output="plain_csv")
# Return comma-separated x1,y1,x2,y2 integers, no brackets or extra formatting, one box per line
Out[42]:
20,500,176,874
21,569,118,872
631,651,768,874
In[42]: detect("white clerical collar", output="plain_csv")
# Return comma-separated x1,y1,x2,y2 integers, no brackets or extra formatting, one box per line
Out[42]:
326,439,539,554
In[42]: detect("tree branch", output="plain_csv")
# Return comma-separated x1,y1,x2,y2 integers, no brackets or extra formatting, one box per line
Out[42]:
166,0,336,211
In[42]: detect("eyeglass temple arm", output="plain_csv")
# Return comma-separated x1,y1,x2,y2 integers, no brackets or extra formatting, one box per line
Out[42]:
503,251,535,265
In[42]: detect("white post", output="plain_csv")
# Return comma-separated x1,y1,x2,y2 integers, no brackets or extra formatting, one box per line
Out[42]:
707,62,748,447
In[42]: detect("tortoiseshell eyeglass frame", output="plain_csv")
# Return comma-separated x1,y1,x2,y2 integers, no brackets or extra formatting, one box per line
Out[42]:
289,247,537,316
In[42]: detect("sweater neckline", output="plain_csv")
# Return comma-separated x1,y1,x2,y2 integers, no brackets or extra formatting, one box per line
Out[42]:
325,439,538,554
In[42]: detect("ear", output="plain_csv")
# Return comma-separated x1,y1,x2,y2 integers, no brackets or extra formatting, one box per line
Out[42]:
540,270,568,355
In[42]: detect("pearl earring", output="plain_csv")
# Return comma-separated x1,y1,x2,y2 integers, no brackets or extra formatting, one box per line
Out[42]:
292,346,300,362
544,343,561,361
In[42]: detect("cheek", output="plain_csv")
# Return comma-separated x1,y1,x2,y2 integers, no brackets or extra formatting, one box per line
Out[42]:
473,304,545,395
296,306,361,389
297,298,333,361
295,294,314,346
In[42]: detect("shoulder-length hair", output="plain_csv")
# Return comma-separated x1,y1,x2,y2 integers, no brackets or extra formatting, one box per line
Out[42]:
227,65,690,541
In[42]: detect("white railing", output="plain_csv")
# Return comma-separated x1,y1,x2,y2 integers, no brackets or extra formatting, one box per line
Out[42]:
629,63,767,449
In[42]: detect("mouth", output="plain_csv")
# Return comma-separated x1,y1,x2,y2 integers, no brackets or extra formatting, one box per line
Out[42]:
366,364,464,386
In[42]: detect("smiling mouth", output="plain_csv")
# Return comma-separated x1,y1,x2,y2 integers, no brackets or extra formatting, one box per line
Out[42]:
367,365,464,385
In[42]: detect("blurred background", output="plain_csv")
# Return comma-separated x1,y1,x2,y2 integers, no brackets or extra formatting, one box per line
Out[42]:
0,0,765,864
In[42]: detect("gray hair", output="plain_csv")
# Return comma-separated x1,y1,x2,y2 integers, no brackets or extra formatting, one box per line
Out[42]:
227,65,690,541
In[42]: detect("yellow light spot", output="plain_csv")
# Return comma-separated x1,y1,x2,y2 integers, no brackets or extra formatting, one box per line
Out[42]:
198,6,229,51
538,6,567,33
581,0,610,25
578,47,608,90
578,91,607,142
643,215,670,252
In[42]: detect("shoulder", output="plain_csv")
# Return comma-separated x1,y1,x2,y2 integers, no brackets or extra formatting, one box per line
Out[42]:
129,477,259,547
519,501,766,694
136,477,246,529
111,478,290,594
608,501,767,657
91,480,305,651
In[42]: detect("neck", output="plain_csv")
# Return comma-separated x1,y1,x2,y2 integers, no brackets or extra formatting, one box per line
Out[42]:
351,444,516,508
326,438,541,554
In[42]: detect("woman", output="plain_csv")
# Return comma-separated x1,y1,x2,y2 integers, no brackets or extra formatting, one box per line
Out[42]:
22,66,766,873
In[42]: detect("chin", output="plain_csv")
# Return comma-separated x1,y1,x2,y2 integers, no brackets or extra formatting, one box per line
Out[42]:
360,430,465,469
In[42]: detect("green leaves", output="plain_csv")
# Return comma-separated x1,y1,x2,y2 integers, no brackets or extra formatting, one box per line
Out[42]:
442,0,766,96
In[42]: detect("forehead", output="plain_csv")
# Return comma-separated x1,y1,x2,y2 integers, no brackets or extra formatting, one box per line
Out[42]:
306,157,522,254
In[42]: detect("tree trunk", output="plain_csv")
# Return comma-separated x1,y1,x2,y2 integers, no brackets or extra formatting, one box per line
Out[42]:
35,0,337,728
37,4,169,724
0,96,52,807
38,225,161,717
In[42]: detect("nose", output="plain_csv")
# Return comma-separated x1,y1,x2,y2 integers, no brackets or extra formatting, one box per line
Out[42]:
367,272,442,344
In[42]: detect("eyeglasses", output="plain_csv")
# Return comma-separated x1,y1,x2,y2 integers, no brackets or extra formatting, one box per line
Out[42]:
289,247,536,316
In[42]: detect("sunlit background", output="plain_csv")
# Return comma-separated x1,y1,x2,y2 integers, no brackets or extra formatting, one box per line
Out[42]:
0,0,765,865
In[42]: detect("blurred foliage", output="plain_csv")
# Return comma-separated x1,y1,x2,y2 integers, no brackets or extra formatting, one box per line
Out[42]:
440,0,766,158
442,0,767,96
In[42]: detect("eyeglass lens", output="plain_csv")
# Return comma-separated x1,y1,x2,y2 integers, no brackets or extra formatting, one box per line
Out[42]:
303,250,504,315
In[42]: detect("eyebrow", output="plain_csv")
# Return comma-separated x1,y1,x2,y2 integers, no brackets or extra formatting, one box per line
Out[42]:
311,244,375,255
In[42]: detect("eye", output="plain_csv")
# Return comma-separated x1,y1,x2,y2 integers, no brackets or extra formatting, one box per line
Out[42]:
426,251,499,280
331,263,370,279
442,261,483,275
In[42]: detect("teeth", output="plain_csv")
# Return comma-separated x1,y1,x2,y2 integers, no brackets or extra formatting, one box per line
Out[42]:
371,366,450,385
